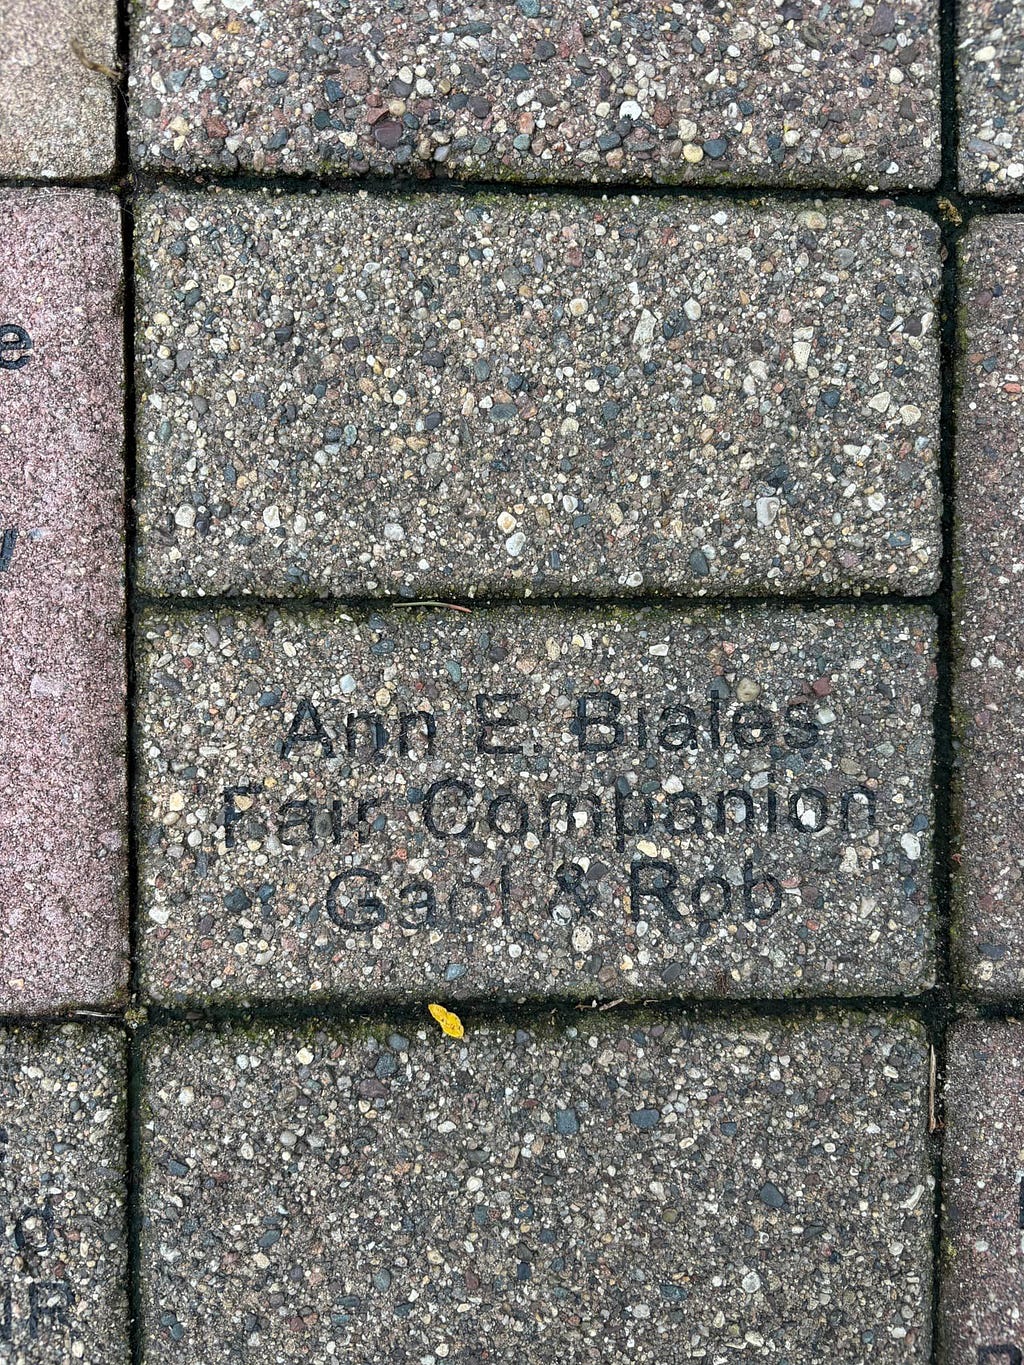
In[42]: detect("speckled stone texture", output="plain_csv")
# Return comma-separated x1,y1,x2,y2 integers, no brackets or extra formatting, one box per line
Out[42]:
0,191,127,1012
135,191,942,600
0,0,117,178
129,0,940,188
141,1016,933,1364
137,606,935,1004
0,1025,128,1364
958,0,1024,193
942,1021,1024,1363
954,219,1024,997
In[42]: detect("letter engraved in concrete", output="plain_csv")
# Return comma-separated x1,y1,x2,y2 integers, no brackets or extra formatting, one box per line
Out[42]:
0,324,31,370
0,1027,126,1359
0,528,18,572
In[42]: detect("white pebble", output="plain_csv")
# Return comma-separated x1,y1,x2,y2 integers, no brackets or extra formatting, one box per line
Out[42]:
900,832,922,861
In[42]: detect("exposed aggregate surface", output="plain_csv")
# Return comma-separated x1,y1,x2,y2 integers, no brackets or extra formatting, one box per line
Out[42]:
942,1022,1024,1364
137,605,936,1003
141,1016,933,1363
0,1026,127,1364
0,0,117,178
953,219,1024,996
958,0,1024,193
129,0,941,188
0,3,983,1360
136,190,942,599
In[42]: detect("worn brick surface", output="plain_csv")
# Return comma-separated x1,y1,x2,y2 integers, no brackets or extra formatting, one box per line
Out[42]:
141,1017,932,1363
0,1025,128,1364
943,1021,1024,1364
0,191,127,1012
135,191,941,599
129,0,940,188
0,0,117,178
954,218,1024,996
137,605,935,1004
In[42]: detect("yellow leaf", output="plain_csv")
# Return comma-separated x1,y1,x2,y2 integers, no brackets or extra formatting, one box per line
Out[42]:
428,1003,465,1039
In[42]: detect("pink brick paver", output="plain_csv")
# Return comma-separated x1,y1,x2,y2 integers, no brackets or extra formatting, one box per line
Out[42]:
0,191,127,1012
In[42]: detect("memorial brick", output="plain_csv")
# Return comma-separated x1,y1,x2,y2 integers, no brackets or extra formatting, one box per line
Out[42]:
0,0,118,178
141,1016,933,1364
0,1025,128,1364
942,1021,1024,1364
137,605,936,1004
958,0,1024,193
0,190,128,1012
128,0,941,189
135,191,942,599
954,218,1024,996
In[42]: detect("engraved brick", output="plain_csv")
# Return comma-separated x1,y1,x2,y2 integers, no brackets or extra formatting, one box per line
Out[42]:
954,219,1024,995
942,1021,1024,1364
0,0,117,178
959,0,1024,193
128,0,940,189
0,1025,127,1364
137,605,936,1004
0,191,127,1011
135,191,942,599
141,1017,933,1363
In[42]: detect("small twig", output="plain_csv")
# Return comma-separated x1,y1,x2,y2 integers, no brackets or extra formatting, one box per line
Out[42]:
928,1045,943,1133
389,601,472,613
71,38,122,82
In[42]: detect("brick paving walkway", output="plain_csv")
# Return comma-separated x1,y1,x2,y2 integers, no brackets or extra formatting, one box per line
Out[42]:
3,1,1024,1361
